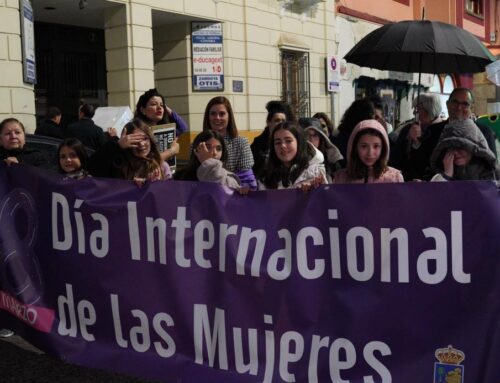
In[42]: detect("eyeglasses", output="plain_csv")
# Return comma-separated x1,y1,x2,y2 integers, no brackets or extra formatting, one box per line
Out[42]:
449,99,471,108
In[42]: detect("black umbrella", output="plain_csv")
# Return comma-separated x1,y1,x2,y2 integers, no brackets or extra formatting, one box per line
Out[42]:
344,19,496,84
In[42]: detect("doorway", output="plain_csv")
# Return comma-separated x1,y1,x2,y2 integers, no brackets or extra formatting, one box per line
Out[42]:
34,22,107,127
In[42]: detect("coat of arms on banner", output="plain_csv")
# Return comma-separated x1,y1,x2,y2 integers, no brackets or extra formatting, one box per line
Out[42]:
433,345,465,383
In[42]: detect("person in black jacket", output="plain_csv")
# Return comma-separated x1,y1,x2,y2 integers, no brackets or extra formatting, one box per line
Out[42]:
66,104,108,151
251,100,295,179
0,118,52,170
35,107,64,139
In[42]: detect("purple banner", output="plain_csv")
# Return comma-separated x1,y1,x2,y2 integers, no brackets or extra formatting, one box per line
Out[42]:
1,163,499,382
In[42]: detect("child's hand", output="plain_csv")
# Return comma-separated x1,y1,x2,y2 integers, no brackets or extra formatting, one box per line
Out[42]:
133,177,146,187
237,186,251,195
169,139,180,155
119,132,145,149
4,157,19,166
194,142,212,163
443,150,455,177
297,176,324,193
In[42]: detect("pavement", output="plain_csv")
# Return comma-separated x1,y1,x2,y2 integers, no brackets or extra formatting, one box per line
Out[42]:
0,335,160,383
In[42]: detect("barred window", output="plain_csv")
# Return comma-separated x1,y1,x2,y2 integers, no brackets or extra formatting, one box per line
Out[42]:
281,50,310,119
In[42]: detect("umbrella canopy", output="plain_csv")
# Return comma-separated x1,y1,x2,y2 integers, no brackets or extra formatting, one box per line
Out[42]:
344,20,496,75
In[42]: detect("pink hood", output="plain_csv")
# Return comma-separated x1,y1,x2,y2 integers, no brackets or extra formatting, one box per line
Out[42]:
346,119,390,163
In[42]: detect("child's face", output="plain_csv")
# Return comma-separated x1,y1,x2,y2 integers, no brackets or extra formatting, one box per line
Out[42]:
273,128,297,167
452,149,472,166
131,128,151,158
204,138,223,160
59,146,82,173
356,133,382,167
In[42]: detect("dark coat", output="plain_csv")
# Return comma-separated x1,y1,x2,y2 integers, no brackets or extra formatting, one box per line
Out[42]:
0,146,53,170
430,119,499,181
389,120,446,181
250,127,270,178
87,138,125,179
475,120,497,159
66,118,106,151
35,119,64,139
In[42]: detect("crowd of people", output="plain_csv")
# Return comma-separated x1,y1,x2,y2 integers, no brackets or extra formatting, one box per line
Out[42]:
0,88,499,340
1,87,499,196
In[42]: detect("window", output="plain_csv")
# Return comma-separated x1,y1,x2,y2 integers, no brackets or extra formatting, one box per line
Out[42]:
465,0,483,17
281,50,310,118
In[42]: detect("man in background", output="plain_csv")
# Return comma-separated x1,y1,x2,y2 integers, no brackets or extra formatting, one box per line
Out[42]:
66,104,107,151
35,107,64,139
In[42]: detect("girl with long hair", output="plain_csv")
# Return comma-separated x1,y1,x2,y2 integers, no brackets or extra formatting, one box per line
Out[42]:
259,122,327,190
88,118,171,184
174,130,240,188
334,119,403,184
57,138,90,179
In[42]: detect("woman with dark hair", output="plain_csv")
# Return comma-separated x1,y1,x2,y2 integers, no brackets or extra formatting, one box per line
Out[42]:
174,130,240,188
251,100,295,179
135,88,188,161
312,112,335,138
333,119,403,184
88,118,171,184
0,118,52,170
57,138,89,179
332,99,376,167
259,122,327,190
203,96,256,189
135,88,187,135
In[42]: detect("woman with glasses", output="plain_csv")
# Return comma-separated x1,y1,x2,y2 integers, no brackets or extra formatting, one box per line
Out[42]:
300,118,343,183
389,93,446,181
312,112,335,138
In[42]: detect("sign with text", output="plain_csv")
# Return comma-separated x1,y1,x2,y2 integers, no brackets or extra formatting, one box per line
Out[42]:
327,55,340,93
152,123,176,170
20,0,36,84
192,22,224,91
0,164,499,382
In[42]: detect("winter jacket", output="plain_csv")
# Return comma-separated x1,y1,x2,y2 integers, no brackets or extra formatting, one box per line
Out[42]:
430,119,499,181
258,144,328,190
0,146,53,171
304,124,343,182
35,119,65,139
196,158,241,188
66,118,107,151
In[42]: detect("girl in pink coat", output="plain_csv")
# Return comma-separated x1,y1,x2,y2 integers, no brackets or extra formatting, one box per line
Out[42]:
334,119,403,184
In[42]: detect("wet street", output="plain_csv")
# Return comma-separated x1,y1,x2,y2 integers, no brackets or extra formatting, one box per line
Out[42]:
0,335,159,383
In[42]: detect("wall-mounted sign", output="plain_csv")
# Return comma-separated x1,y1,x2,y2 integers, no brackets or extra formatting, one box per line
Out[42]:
20,0,36,84
191,22,224,92
232,80,243,93
326,55,340,93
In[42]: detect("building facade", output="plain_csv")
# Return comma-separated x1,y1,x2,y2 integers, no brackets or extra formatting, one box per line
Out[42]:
1,0,342,156
0,0,497,156
335,0,499,123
